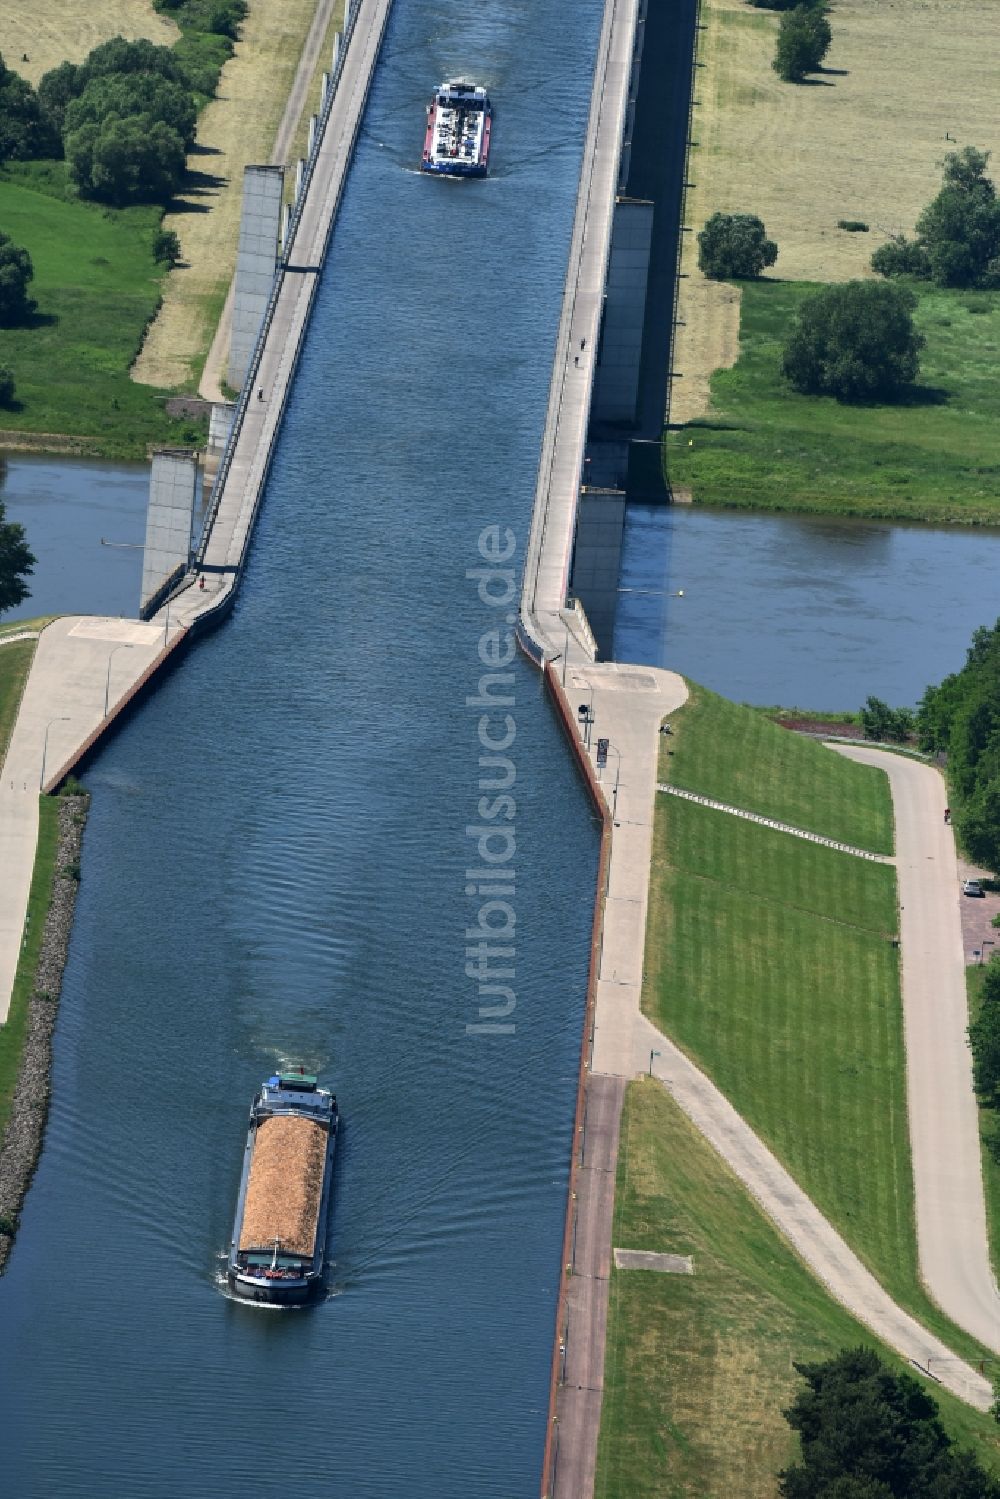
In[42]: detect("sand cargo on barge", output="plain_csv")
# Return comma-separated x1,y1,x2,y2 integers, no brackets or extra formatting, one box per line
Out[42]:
227,1071,338,1305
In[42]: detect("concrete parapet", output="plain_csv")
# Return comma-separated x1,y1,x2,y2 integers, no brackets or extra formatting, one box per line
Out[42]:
227,164,285,390
141,450,198,612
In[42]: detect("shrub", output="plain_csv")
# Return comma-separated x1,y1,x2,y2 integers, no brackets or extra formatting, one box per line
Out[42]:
773,5,832,83
781,280,924,403
0,366,15,406
870,235,931,279
698,212,778,280
836,220,869,233
860,697,915,742
153,228,182,266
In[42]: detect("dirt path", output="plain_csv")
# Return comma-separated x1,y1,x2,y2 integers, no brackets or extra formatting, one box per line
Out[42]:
834,744,1000,1349
132,0,339,394
197,0,342,403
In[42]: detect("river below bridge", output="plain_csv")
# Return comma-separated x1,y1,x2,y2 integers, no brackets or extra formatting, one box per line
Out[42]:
0,2,604,1494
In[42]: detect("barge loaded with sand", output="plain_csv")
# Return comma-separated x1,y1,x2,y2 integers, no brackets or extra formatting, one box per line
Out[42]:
227,1070,338,1305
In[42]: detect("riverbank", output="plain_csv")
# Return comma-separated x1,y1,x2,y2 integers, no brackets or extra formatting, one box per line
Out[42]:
0,0,331,458
665,281,1000,523
0,792,88,1272
670,0,996,426
0,163,206,461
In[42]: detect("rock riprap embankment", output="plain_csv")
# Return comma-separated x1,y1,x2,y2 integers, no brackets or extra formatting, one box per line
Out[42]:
0,794,89,1273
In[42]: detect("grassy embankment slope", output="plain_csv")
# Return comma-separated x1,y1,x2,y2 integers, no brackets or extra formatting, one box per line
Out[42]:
667,0,999,520
596,684,1000,1489
0,636,61,1149
594,1081,1000,1499
649,688,998,1364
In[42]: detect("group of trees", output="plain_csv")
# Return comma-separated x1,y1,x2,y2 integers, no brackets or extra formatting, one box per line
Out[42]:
0,9,245,206
917,619,1000,872
780,1348,1000,1497
873,147,1000,290
698,211,925,402
969,959,1000,1112
859,697,915,743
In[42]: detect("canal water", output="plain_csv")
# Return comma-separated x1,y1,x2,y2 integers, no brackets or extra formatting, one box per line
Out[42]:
0,2,604,1495
614,503,1000,710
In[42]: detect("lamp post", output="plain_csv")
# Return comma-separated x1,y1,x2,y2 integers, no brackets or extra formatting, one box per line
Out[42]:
648,1049,661,1076
104,642,134,717
40,716,70,791
577,700,595,752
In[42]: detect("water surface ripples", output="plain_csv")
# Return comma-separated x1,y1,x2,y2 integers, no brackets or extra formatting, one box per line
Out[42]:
0,3,603,1493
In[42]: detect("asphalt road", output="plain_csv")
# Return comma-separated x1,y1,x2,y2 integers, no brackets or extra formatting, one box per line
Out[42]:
836,744,1000,1351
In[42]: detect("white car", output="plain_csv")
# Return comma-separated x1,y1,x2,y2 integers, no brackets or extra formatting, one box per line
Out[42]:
963,879,985,898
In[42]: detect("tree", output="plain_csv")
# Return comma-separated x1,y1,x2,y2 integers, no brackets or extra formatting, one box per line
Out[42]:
76,36,187,89
873,148,1000,290
782,281,924,402
66,115,186,205
773,5,832,83
0,234,36,326
779,1347,1000,1497
698,212,778,280
970,961,1000,1105
860,697,914,743
64,73,197,150
917,621,1000,875
0,499,34,619
36,60,81,149
0,367,14,407
0,53,57,161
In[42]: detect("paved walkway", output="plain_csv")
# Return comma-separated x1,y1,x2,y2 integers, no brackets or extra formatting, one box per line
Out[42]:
0,617,184,1022
834,744,1000,1353
657,782,893,862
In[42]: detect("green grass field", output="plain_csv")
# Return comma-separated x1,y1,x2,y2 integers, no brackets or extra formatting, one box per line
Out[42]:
646,689,995,1368
666,281,1000,523
664,683,894,853
0,163,206,458
0,639,35,767
0,797,60,1151
594,1081,1000,1499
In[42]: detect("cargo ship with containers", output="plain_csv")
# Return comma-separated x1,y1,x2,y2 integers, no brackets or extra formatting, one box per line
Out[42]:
227,1070,338,1305
421,79,492,177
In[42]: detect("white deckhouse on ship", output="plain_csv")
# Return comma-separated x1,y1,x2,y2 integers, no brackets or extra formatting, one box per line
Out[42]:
421,79,493,178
